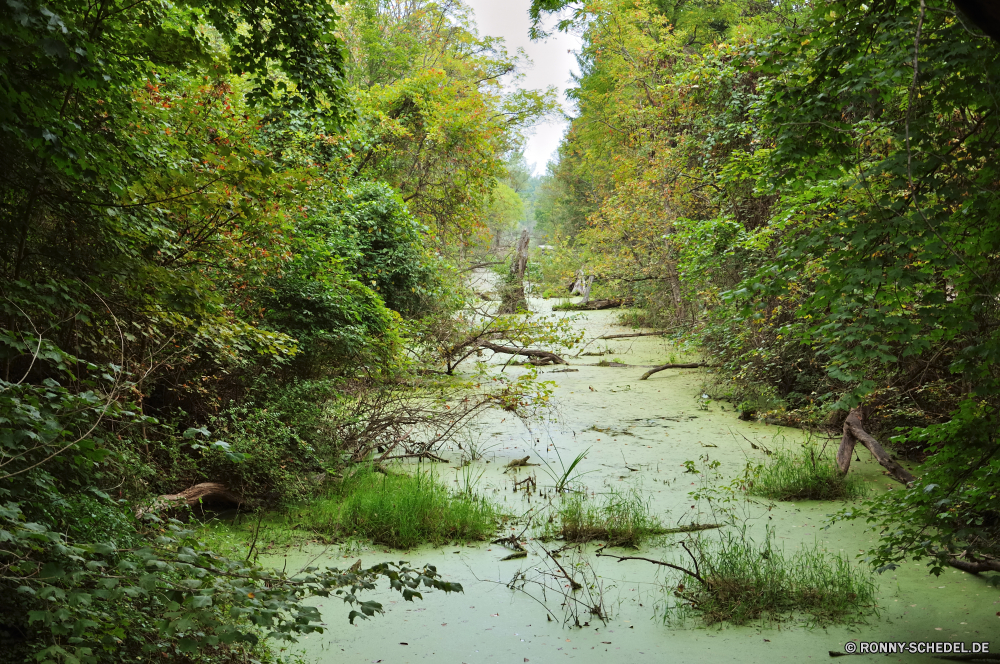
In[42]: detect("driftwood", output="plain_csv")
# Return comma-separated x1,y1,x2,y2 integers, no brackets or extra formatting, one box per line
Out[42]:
640,362,706,380
836,408,916,485
596,541,705,585
479,341,567,365
137,482,241,517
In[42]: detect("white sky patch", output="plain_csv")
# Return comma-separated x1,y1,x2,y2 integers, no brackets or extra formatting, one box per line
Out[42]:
464,0,581,175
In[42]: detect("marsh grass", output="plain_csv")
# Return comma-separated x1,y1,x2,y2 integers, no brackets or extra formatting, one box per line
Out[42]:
197,466,502,554
679,527,878,625
538,446,593,492
747,446,868,501
302,465,502,549
558,489,666,547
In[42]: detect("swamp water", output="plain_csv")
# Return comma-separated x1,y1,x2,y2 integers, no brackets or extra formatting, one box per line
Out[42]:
262,303,1000,663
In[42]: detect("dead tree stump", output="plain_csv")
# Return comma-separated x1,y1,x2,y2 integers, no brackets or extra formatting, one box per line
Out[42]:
569,270,595,304
499,229,530,314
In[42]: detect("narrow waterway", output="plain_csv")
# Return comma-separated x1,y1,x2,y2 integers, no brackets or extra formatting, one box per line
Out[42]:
266,301,1000,663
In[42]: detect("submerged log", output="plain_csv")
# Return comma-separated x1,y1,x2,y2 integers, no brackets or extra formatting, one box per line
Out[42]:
136,482,242,517
639,362,706,380
553,298,623,311
598,331,671,340
479,341,567,365
836,408,916,485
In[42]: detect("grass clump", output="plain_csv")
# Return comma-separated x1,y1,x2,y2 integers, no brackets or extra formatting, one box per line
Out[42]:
747,446,868,501
679,528,877,625
303,465,501,549
558,489,665,547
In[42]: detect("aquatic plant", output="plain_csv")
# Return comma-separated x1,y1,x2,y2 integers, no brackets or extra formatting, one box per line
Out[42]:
303,465,502,548
746,446,868,501
675,527,878,626
538,446,593,492
557,488,666,547
456,461,487,497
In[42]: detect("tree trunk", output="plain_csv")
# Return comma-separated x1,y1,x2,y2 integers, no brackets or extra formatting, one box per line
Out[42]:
836,408,916,485
569,270,595,304
499,229,530,314
663,235,684,315
580,275,594,304
479,341,567,365
947,555,1000,574
136,482,242,517
640,362,706,380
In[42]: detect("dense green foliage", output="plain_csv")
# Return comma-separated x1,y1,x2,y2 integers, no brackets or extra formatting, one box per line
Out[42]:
0,0,551,660
531,0,1000,585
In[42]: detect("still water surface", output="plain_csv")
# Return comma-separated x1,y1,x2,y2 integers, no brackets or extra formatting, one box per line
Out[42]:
265,303,1000,663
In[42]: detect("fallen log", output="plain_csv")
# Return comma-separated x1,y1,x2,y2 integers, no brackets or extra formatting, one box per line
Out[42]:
379,451,449,463
655,523,723,534
479,341,567,365
947,555,1000,574
136,482,242,517
836,408,916,485
598,331,671,340
553,298,623,311
640,362,706,380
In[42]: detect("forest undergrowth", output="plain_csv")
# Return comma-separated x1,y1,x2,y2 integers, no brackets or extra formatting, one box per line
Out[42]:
5,0,1000,660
